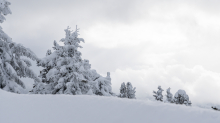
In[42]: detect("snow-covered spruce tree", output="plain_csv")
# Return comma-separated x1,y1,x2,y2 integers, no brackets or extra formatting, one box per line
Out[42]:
127,82,136,99
118,82,136,99
0,0,40,93
153,86,164,101
31,26,114,96
118,82,127,98
173,90,191,106
165,87,173,103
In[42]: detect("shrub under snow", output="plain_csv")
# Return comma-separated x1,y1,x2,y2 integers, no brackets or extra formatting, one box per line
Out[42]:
174,90,192,106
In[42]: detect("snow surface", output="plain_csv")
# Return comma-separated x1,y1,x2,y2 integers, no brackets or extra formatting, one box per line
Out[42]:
0,89,219,123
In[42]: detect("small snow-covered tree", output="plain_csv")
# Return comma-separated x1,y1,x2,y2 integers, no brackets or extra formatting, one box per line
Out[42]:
118,82,136,99
174,90,191,106
119,82,127,98
153,86,164,101
31,26,114,96
127,82,136,99
0,0,40,93
165,87,173,103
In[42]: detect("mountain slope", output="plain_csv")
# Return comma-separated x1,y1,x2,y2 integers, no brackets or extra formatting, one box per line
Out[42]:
0,89,219,123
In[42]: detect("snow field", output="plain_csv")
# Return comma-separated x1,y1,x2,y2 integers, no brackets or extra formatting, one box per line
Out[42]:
0,90,219,123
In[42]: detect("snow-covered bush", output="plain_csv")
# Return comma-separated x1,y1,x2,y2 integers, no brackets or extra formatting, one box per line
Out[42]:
0,0,40,93
174,90,191,106
153,86,164,101
118,82,136,99
165,87,173,103
31,26,114,96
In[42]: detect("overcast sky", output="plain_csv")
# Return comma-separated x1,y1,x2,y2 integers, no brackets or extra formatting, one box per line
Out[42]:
2,0,220,107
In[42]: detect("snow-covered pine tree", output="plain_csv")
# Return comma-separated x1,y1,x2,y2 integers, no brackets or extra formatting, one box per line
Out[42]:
127,82,136,99
153,86,164,101
118,82,136,99
119,82,127,98
165,87,173,103
173,90,191,106
32,26,114,96
0,0,40,93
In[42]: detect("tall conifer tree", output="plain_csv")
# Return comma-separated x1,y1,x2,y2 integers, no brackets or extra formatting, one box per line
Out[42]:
32,26,114,96
0,0,40,93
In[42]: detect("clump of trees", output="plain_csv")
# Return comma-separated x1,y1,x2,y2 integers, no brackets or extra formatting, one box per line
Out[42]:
118,82,136,99
153,86,192,106
0,0,115,96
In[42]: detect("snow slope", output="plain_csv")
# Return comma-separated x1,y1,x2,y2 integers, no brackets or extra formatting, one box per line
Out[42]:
0,90,219,123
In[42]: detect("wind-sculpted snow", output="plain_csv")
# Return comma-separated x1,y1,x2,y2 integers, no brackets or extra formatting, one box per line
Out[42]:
0,90,219,123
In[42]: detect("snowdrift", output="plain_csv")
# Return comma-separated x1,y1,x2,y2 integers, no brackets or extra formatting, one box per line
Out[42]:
0,89,219,123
